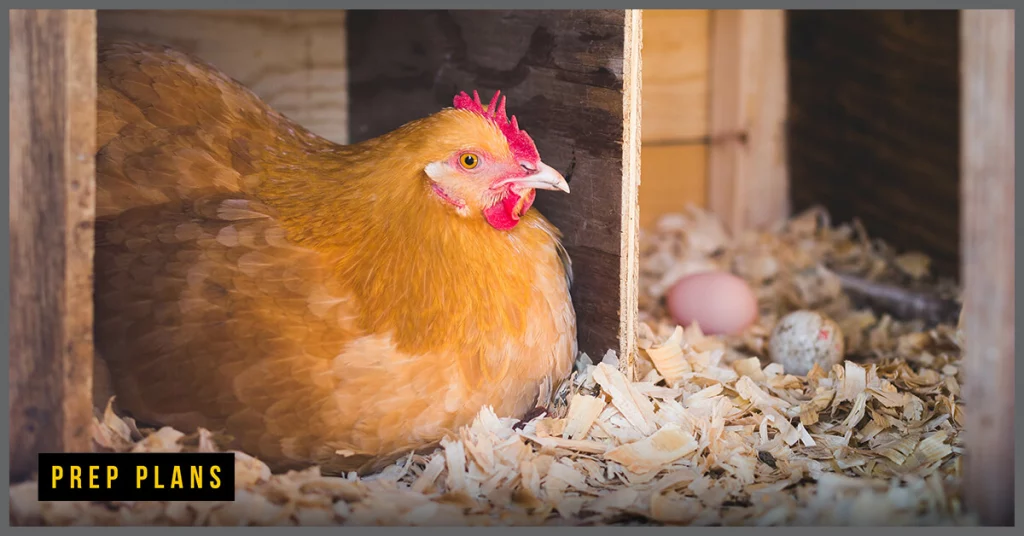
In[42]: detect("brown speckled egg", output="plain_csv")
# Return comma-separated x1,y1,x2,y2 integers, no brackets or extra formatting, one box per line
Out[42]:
768,310,845,376
666,271,759,335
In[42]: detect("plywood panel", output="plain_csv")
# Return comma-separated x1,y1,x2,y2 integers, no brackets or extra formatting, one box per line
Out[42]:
641,9,710,143
97,10,349,144
9,9,97,483
347,10,642,369
639,144,707,228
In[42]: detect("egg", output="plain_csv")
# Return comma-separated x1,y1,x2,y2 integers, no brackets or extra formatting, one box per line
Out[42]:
666,271,759,335
767,310,845,376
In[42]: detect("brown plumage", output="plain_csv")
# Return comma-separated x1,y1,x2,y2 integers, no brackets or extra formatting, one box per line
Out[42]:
93,41,577,474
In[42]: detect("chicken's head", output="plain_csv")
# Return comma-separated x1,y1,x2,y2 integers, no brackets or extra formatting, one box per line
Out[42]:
422,90,569,231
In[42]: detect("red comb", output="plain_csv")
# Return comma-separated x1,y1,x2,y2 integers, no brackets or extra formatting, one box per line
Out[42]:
453,90,540,164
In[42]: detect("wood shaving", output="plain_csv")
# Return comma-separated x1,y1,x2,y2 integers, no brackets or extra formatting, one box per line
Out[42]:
11,207,972,526
561,394,607,440
604,424,698,474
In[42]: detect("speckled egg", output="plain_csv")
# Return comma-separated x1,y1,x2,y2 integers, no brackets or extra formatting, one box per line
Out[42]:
666,271,759,336
767,310,845,376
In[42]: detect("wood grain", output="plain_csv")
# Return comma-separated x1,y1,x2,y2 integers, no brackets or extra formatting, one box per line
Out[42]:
787,10,961,277
707,9,789,235
9,9,97,483
960,9,1015,527
639,144,708,228
347,10,641,366
97,10,349,144
641,9,709,143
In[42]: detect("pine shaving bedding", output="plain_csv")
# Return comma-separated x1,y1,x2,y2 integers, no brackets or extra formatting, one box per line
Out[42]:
10,207,973,526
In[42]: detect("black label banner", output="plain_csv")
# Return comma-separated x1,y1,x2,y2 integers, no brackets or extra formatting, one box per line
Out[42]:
38,452,236,502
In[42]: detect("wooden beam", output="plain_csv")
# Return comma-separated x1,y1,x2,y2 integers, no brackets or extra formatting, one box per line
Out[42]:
960,9,1015,527
707,9,789,234
9,9,97,483
346,10,642,372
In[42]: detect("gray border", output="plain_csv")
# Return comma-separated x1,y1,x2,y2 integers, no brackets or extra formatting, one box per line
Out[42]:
3,1,1020,533
1,1,1021,9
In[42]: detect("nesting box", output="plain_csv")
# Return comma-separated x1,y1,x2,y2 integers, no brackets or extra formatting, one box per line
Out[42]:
7,8,1014,526
9,7,643,481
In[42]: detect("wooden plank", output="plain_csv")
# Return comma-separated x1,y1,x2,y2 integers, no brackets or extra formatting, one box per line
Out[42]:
347,10,642,371
97,10,349,144
9,9,97,483
639,144,708,228
641,9,710,143
706,9,789,235
787,10,961,277
960,9,1015,527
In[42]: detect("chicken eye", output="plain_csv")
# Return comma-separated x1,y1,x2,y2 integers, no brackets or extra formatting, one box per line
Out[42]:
459,153,479,169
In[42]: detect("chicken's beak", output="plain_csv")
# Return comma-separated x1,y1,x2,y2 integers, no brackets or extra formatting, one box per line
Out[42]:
495,162,570,194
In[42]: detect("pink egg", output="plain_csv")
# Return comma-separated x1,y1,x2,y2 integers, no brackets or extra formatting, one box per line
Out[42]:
666,271,758,335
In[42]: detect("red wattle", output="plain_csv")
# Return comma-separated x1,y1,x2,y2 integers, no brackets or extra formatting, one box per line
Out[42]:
484,189,535,231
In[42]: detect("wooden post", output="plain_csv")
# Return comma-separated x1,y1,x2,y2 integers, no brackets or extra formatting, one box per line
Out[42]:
346,10,643,375
8,9,97,483
960,9,1015,527
707,9,789,234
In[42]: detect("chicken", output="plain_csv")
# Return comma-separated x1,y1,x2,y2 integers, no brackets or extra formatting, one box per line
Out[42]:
92,41,577,474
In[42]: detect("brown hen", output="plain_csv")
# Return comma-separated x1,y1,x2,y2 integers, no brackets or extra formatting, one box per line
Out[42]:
93,41,576,474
